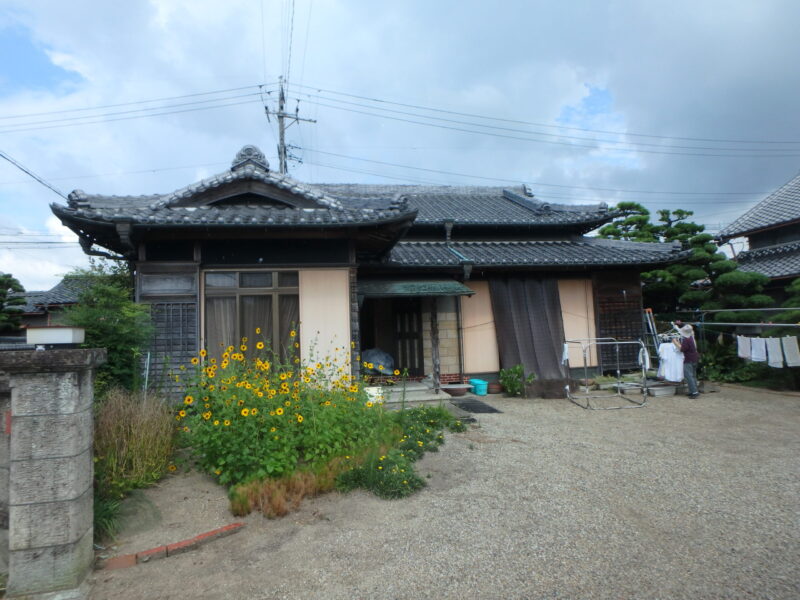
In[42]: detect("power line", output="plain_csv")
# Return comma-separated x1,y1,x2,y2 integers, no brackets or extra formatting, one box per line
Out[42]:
295,90,800,154
302,148,774,197
0,161,232,186
299,99,800,159
0,149,66,199
0,91,269,133
0,83,273,121
285,0,296,84
288,82,800,145
0,97,263,136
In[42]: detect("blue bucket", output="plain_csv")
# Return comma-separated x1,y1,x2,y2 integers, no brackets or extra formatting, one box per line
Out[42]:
469,378,488,396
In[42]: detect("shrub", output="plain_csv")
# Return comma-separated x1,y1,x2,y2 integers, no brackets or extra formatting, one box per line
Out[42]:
94,388,176,539
64,271,152,394
499,364,536,397
336,405,466,499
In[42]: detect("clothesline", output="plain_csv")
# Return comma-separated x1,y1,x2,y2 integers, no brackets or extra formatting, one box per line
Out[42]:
687,322,800,327
737,335,800,368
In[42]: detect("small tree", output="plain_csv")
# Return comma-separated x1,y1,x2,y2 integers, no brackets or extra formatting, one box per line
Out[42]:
63,262,151,394
0,272,25,333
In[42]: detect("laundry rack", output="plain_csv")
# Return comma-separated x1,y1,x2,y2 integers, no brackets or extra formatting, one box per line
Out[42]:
564,338,650,410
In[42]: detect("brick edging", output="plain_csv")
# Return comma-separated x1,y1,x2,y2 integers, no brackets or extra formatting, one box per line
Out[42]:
99,522,245,570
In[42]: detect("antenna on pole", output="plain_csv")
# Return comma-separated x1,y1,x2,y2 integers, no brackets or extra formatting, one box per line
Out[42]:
264,77,316,175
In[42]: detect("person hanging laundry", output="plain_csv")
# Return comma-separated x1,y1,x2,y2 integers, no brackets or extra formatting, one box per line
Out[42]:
657,340,684,382
673,322,700,399
765,337,784,368
750,337,767,362
737,335,751,359
782,336,800,367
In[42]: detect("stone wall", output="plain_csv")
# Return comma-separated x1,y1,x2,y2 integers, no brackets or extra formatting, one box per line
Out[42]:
1,374,9,578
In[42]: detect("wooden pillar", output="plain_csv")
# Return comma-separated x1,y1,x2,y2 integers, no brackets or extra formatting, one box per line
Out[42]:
430,297,440,393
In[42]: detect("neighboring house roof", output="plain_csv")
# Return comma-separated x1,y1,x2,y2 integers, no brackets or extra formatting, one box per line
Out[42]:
13,276,94,315
718,171,800,240
382,238,687,268
735,241,800,280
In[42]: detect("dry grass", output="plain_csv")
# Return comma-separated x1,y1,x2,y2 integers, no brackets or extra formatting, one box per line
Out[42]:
94,388,175,499
229,457,348,518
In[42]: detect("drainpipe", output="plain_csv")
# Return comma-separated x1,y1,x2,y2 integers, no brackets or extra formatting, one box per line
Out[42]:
456,295,465,384
444,220,469,383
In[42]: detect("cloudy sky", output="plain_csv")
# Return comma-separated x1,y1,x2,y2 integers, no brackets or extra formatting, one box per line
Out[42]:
2,0,799,290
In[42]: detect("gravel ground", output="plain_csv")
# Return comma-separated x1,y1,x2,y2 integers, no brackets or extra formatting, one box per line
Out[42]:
90,386,800,599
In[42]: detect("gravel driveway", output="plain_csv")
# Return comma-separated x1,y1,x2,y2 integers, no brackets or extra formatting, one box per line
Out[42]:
90,386,800,599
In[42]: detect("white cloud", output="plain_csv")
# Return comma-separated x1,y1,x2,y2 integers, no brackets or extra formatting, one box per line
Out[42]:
0,0,797,282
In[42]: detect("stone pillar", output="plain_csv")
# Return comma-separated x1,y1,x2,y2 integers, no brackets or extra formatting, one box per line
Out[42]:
0,349,106,600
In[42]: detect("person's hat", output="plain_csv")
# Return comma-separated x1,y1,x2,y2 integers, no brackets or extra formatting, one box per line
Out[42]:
679,324,694,337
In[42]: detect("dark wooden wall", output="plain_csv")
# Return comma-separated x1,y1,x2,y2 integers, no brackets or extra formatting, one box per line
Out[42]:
593,270,644,371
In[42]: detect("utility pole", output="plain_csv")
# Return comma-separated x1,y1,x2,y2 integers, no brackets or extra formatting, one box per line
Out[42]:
265,77,316,175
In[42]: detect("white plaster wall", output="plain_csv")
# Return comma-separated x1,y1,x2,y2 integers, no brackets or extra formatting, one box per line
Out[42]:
558,279,598,367
461,281,500,373
299,269,351,366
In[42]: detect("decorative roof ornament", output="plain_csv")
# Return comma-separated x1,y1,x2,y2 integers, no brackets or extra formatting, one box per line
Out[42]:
231,145,269,172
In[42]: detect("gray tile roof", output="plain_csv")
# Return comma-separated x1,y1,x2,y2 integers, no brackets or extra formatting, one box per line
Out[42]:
52,203,412,228
12,276,94,314
52,146,614,236
736,241,800,279
719,171,800,239
315,184,612,229
383,238,686,268
55,156,413,229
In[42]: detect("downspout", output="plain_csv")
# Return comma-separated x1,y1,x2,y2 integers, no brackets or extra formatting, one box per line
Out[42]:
444,220,470,383
456,295,464,384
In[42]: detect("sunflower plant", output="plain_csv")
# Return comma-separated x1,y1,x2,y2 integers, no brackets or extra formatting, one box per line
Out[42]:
177,336,393,487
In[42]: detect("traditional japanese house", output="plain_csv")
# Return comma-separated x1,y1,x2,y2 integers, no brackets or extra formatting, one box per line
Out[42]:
718,171,800,303
51,145,686,394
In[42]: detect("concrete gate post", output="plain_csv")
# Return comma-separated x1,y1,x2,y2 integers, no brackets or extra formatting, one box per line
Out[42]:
0,349,106,600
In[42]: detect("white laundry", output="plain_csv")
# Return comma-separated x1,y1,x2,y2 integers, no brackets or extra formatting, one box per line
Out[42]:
765,337,784,368
562,343,570,365
737,335,751,359
638,347,651,371
782,336,800,367
750,337,767,362
657,342,684,382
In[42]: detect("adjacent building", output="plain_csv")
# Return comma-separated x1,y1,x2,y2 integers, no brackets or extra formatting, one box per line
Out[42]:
718,171,800,302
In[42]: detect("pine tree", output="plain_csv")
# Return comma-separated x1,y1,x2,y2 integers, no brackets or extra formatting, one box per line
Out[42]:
598,205,772,317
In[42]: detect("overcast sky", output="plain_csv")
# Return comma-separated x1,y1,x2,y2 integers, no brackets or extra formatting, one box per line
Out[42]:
2,0,799,290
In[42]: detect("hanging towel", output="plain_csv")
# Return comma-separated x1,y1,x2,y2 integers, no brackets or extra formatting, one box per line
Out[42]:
765,337,784,368
750,337,767,362
737,335,751,359
562,343,570,365
782,336,800,367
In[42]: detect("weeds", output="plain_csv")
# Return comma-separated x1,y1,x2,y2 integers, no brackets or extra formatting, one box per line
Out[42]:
93,388,175,539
